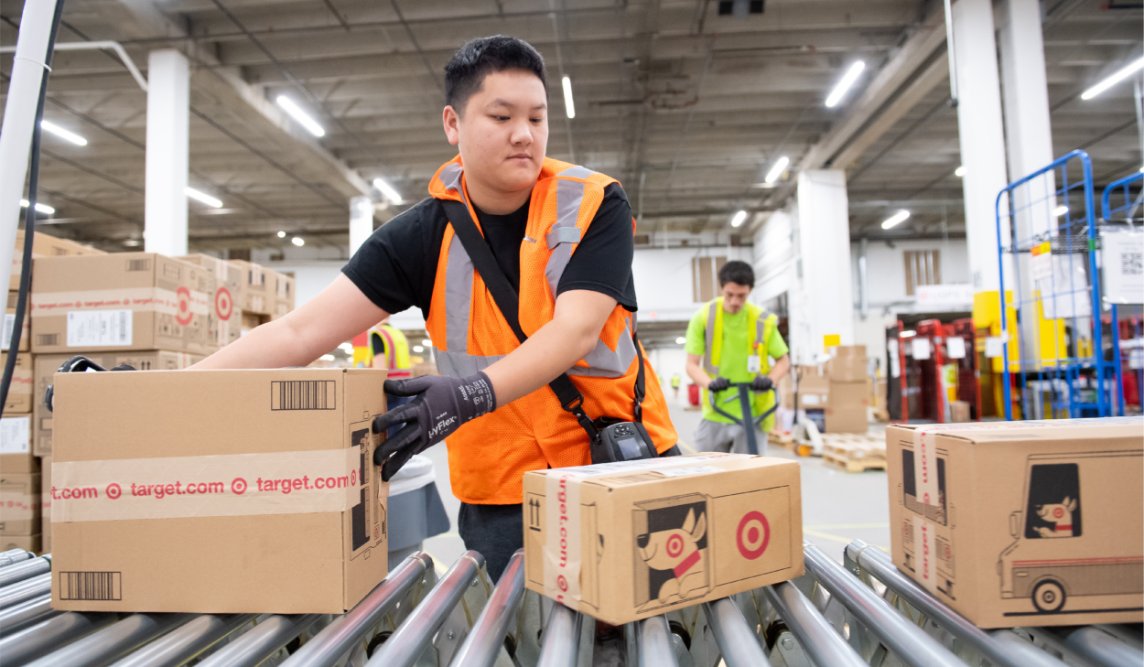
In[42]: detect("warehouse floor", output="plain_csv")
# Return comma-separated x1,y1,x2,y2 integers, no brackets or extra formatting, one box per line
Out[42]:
419,391,890,576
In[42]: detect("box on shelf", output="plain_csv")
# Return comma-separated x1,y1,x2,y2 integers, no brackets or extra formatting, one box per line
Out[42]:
229,260,275,317
0,353,33,413
4,291,30,352
0,472,41,535
0,414,35,473
2,534,40,553
274,272,295,319
179,254,244,348
11,230,104,286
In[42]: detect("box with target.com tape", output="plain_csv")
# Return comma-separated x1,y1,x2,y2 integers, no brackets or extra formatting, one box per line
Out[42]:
523,453,802,625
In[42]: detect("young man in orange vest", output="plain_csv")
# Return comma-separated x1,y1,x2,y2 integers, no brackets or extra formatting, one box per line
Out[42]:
193,35,678,581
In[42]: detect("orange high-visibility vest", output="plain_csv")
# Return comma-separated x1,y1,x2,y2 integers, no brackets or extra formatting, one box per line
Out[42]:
425,155,678,504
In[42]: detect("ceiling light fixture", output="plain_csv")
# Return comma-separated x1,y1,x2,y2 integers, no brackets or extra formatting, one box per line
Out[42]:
372,177,403,206
19,199,55,215
185,187,223,209
881,209,911,230
730,210,748,228
291,236,305,247
825,61,866,108
1080,55,1144,101
277,230,287,239
954,165,966,178
276,95,326,137
764,156,790,185
1054,205,1068,217
40,120,88,146
561,76,576,119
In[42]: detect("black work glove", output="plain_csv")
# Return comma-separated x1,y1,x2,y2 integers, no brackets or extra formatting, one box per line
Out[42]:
372,372,496,481
751,376,774,392
707,376,731,392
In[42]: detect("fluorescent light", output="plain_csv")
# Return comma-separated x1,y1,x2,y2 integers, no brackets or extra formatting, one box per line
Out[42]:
372,177,403,205
1080,55,1144,101
730,210,748,228
675,336,686,345
880,209,911,230
1054,205,1068,217
825,61,866,108
561,76,576,119
764,156,790,185
185,187,223,208
40,120,88,146
19,199,55,215
276,95,326,137
954,165,966,178
277,230,287,239
291,236,305,247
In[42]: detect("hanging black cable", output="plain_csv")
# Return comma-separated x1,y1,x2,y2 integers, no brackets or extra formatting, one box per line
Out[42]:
0,0,67,418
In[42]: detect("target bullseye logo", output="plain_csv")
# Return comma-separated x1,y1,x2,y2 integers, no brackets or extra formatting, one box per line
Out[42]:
666,533,685,558
231,477,247,495
106,483,122,500
556,575,568,592
736,510,771,560
215,287,233,321
350,469,358,485
175,286,193,325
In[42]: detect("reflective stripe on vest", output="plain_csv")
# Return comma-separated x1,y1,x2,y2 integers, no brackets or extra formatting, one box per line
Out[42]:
702,299,773,375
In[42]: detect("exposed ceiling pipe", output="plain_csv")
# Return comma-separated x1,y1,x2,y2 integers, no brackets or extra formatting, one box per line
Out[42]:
0,41,149,91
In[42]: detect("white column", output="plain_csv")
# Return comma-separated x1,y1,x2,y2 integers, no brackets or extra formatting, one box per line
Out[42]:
950,0,1010,292
348,196,374,256
791,170,854,364
144,49,189,256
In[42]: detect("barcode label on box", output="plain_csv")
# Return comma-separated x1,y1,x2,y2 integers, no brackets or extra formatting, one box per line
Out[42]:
0,416,30,455
127,259,151,272
67,310,132,347
1,313,14,348
59,571,122,601
271,380,336,410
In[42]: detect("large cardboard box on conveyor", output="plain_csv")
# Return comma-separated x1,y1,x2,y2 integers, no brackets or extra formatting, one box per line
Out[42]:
179,254,243,348
50,368,390,613
32,351,205,458
30,253,218,355
524,453,803,625
886,418,1143,628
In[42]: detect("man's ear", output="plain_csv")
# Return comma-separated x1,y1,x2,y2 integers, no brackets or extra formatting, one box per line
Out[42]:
442,105,461,146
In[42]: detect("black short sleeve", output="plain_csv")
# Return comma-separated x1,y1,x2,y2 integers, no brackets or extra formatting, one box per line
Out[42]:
558,183,638,311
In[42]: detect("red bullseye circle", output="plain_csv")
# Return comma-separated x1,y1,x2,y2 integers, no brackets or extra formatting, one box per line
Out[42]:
1053,506,1064,518
215,287,233,321
175,286,193,325
736,510,771,560
666,533,685,558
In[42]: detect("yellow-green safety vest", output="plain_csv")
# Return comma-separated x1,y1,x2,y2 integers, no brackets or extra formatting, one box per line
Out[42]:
700,298,777,377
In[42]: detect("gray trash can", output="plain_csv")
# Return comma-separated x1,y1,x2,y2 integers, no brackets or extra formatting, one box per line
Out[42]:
386,454,450,568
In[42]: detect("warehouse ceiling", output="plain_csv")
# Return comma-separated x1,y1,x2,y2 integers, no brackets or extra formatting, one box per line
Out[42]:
1,0,1141,255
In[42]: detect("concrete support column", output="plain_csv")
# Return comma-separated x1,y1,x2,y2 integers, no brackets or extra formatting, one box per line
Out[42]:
144,49,189,256
348,196,374,257
790,170,854,364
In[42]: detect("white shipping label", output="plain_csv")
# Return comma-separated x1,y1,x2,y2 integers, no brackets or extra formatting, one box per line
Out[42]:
912,338,931,360
0,416,31,455
888,340,900,378
1030,241,1052,283
984,336,1006,358
67,310,133,347
1,313,14,348
1102,231,1144,305
1130,348,1144,370
945,337,966,360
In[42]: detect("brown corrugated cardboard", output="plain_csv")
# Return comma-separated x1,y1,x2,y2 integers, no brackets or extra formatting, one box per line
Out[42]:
52,368,389,613
11,230,104,285
229,260,275,316
524,453,803,625
796,366,829,409
886,418,1143,628
0,415,36,473
0,472,41,535
5,291,30,352
950,400,971,423
0,353,33,413
826,381,868,433
274,272,295,320
826,345,867,383
32,351,204,457
179,254,244,347
30,254,218,355
2,534,41,553
41,457,51,553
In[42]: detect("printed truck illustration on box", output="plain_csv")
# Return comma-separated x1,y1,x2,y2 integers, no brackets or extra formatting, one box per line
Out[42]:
998,451,1144,616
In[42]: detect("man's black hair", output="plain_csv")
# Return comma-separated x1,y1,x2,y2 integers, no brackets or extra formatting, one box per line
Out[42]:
718,260,755,288
444,36,548,113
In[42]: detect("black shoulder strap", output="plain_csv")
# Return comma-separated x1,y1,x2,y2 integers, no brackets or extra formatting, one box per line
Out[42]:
442,199,645,432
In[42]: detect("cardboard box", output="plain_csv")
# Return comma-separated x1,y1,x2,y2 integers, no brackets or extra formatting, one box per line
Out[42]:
274,272,295,319
524,453,803,625
31,253,218,355
950,399,971,423
796,366,829,409
5,291,30,352
0,415,35,473
0,472,41,535
41,457,51,553
179,254,244,348
11,230,104,286
826,381,868,433
229,260,275,316
2,534,40,553
0,352,33,413
51,368,389,613
825,345,867,383
32,351,205,457
886,418,1143,628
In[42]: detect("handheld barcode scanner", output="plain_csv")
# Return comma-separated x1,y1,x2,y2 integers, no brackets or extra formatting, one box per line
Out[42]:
707,384,779,455
590,419,658,464
43,355,136,413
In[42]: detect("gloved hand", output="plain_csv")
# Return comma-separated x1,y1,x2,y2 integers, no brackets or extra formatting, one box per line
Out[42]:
751,376,774,392
707,376,730,392
373,372,496,481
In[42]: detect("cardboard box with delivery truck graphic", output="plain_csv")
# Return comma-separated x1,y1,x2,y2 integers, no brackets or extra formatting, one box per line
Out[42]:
524,453,802,625
886,418,1143,628
51,368,389,613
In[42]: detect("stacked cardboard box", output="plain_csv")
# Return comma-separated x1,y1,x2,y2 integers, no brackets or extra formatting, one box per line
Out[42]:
823,346,869,433
274,272,296,319
179,254,243,349
229,259,275,330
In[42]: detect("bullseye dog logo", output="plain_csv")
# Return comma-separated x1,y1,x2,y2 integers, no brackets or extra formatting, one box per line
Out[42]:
634,495,710,609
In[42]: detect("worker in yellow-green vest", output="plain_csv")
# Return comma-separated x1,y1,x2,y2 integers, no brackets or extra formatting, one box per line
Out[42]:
685,260,790,453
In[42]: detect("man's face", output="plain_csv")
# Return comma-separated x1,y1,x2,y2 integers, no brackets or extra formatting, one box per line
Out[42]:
443,69,549,204
720,282,751,314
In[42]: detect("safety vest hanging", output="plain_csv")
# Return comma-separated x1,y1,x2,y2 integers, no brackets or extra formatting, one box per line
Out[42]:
701,298,776,376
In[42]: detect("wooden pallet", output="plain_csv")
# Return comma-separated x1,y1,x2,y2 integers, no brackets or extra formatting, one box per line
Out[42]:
820,433,886,472
824,452,887,472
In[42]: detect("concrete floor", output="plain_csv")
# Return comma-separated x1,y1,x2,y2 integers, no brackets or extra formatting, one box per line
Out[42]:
419,391,890,575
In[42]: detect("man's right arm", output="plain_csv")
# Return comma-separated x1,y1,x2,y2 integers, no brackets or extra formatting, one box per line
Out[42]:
190,274,389,369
